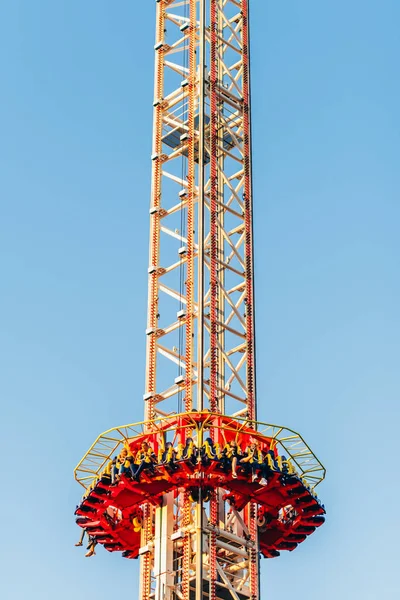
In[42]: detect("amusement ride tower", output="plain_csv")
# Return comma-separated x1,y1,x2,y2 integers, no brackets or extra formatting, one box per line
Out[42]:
74,2,326,599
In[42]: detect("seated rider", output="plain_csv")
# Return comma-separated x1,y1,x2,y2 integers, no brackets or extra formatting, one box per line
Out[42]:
161,441,178,471
201,437,218,465
132,441,157,481
105,505,122,525
119,450,136,480
276,454,291,475
258,440,279,480
278,504,297,525
75,528,87,547
75,529,97,558
85,535,97,558
111,448,130,484
222,440,242,478
177,437,197,465
240,441,267,485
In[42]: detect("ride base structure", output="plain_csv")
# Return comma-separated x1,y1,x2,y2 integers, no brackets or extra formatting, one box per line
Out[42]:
74,2,326,599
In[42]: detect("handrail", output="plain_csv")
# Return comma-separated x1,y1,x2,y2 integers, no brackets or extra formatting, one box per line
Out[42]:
74,411,326,491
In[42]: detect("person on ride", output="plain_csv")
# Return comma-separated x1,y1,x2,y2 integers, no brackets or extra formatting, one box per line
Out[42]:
278,504,297,525
84,535,97,558
240,441,268,485
222,440,242,478
119,449,136,479
105,505,123,524
257,439,280,481
111,448,129,484
75,528,86,547
182,437,197,465
201,437,218,465
161,441,178,471
133,441,157,481
75,529,97,558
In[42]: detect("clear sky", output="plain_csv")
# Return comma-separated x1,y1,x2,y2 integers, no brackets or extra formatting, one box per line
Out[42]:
1,1,399,599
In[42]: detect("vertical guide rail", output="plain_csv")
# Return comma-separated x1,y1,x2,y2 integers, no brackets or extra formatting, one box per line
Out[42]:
186,5,198,592
182,492,192,600
197,0,206,413
241,0,256,424
185,0,197,412
216,0,225,417
209,0,218,414
145,0,165,423
241,2,259,598
141,4,165,598
139,503,154,600
249,501,259,600
209,492,219,600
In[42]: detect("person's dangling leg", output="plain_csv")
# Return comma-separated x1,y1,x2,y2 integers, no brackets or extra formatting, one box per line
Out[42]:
251,462,258,482
75,529,86,547
168,458,178,471
111,464,119,484
220,456,229,473
232,456,238,478
85,536,97,558
119,463,132,478
129,462,139,479
133,461,146,481
258,462,269,486
144,462,156,478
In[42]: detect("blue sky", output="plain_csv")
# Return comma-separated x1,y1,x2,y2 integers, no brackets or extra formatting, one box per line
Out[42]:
1,1,399,598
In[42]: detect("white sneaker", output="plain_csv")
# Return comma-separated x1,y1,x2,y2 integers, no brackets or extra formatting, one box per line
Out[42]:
259,478,268,486
252,473,258,482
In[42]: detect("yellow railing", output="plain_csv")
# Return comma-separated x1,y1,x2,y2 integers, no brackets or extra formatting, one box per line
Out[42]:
74,412,326,492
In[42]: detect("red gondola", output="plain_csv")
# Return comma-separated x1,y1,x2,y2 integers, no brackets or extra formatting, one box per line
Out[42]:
75,414,325,559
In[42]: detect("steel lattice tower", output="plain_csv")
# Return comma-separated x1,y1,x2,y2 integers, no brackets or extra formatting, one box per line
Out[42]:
74,3,326,599
145,1,257,598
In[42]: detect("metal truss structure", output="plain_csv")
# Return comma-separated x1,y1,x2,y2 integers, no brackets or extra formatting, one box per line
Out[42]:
74,3,326,600
145,2,257,598
145,0,255,423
